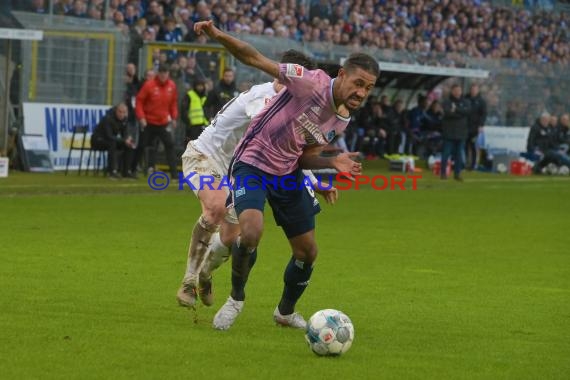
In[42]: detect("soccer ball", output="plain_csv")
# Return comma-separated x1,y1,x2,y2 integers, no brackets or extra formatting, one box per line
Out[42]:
305,309,354,356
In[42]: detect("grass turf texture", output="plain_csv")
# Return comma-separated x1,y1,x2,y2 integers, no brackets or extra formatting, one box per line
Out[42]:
1,161,569,379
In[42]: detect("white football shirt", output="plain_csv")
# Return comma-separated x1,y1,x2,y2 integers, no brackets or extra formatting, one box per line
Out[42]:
190,82,276,174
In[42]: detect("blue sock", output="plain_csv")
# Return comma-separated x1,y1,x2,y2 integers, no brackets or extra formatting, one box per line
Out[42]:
278,256,313,315
230,240,257,301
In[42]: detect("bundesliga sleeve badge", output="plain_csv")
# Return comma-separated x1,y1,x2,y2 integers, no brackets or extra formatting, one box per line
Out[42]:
286,64,304,78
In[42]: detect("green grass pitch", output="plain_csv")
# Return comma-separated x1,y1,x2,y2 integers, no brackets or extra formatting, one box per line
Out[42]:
1,161,569,379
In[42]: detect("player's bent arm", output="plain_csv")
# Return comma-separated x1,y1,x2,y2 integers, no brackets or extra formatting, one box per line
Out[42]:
195,21,279,78
299,145,331,170
300,145,362,176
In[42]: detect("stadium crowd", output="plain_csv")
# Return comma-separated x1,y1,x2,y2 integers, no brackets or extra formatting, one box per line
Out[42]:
16,0,570,64
10,0,570,176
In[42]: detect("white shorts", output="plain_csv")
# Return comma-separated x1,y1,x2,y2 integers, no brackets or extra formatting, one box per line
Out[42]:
181,142,238,224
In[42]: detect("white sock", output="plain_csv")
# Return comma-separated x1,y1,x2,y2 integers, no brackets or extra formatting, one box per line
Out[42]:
200,232,230,278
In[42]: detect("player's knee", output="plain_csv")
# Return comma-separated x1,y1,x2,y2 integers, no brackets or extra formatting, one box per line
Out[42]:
293,244,318,264
220,226,240,247
202,205,227,225
240,228,262,249
198,215,219,233
238,210,263,249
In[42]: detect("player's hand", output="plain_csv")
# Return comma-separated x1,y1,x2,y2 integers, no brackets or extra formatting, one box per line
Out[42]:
139,118,147,129
171,119,177,129
333,152,362,178
314,182,338,205
194,20,217,38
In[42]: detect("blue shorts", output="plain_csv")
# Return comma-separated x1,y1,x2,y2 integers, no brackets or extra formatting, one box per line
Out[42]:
229,161,321,238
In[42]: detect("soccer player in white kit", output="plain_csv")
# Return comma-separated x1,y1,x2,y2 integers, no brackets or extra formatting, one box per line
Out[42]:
176,50,338,308
194,20,379,331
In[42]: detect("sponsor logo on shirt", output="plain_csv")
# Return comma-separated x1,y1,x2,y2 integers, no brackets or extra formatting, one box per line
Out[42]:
295,113,327,145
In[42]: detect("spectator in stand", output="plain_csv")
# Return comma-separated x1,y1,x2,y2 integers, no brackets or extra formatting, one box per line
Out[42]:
66,0,86,17
407,94,429,155
549,115,559,129
528,112,570,172
310,0,332,22
157,16,184,62
123,3,138,26
193,33,219,79
91,103,136,179
556,114,570,153
183,55,202,88
441,84,471,181
22,0,47,13
361,99,389,159
380,95,400,155
393,99,408,154
422,100,444,158
465,83,487,170
527,112,570,173
46,0,570,64
144,0,162,27
204,67,238,120
527,112,554,161
192,1,212,24
176,7,194,36
181,78,209,142
130,68,156,175
124,63,141,129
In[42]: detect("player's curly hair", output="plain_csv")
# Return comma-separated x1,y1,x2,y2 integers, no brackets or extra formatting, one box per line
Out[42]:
343,53,380,77
280,49,317,70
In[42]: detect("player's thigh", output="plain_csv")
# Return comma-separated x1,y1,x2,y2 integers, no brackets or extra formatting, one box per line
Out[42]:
181,147,229,222
181,146,225,194
231,162,268,246
268,181,321,240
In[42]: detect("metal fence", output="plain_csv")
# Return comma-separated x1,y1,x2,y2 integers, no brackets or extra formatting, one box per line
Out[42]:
0,38,16,156
13,11,129,106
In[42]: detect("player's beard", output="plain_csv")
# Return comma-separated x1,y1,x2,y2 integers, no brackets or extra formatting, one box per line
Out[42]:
346,95,363,111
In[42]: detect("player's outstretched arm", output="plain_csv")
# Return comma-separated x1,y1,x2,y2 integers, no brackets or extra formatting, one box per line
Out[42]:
194,20,279,78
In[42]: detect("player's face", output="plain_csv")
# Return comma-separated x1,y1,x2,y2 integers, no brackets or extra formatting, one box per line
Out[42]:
339,68,377,111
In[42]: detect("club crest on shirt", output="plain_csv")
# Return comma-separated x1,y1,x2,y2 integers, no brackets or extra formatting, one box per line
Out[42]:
326,130,336,142
286,64,303,78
